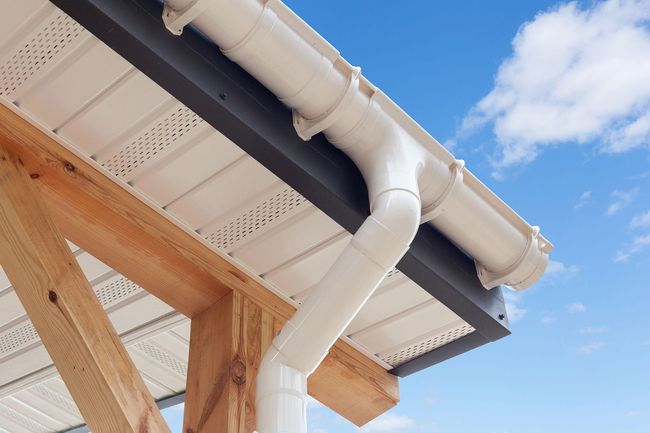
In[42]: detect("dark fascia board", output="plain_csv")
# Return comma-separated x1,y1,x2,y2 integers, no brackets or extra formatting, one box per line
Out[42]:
50,0,510,376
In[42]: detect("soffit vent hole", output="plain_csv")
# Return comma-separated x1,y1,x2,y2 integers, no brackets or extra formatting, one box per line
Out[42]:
102,106,203,178
31,384,81,417
205,187,308,251
0,276,141,358
0,322,39,358
0,404,49,433
0,13,83,97
133,340,187,377
94,276,143,310
382,324,475,367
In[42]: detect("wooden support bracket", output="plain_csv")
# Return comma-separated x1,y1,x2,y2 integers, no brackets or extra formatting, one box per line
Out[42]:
0,145,170,433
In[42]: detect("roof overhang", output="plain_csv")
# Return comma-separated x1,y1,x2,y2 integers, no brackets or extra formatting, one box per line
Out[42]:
50,0,510,371
0,0,517,430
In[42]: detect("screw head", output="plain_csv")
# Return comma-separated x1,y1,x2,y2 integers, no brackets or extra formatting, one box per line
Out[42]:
219,92,227,100
498,314,505,320
64,162,75,172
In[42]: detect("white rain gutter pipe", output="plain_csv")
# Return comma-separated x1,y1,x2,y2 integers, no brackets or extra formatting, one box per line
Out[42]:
161,1,555,432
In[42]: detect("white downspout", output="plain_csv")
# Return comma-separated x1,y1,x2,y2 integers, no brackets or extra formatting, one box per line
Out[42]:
257,187,420,433
160,1,555,432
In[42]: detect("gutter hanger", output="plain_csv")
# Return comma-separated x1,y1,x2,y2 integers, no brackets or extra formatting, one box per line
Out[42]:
161,1,554,432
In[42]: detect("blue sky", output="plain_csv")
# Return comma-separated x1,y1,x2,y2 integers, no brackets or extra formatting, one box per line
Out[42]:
163,1,650,431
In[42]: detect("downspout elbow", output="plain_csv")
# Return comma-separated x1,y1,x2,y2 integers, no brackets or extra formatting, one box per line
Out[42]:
256,189,420,433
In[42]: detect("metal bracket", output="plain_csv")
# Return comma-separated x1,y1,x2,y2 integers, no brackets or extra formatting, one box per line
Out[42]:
476,226,543,289
293,66,361,141
162,0,210,35
420,160,465,223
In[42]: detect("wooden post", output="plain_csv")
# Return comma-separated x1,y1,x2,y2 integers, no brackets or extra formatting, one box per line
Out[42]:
183,291,275,433
0,145,171,433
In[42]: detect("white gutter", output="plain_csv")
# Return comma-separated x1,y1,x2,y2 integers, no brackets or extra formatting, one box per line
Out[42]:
161,1,555,431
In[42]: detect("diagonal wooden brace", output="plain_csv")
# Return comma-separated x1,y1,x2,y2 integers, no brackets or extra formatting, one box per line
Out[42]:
0,145,170,433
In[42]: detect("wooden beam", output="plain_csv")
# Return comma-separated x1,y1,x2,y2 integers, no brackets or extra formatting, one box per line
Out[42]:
184,291,273,433
0,145,170,433
0,103,398,424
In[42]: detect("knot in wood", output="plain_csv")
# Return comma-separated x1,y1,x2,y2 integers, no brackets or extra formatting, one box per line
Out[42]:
231,359,246,385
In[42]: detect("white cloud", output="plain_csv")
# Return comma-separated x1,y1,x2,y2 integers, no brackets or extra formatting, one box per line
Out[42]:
505,302,527,323
626,410,641,417
545,259,580,278
614,234,650,261
608,110,650,152
541,314,556,325
568,302,587,313
614,250,631,262
578,326,607,334
574,190,592,209
424,396,440,407
361,413,416,432
631,210,650,228
577,341,605,354
502,263,576,327
451,0,650,171
607,187,640,215
503,290,527,322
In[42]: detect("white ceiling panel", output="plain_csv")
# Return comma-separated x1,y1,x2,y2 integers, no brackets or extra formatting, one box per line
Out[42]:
264,233,351,297
18,40,131,129
0,0,49,45
58,71,170,155
1,397,67,432
350,300,459,354
0,290,24,329
346,277,432,335
12,387,81,427
232,206,343,275
165,156,279,229
131,128,245,206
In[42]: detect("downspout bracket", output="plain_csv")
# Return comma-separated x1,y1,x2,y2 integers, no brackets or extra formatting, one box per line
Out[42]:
162,0,210,35
420,159,465,223
293,66,362,140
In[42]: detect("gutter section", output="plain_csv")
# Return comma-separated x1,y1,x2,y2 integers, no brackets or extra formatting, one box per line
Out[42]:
163,0,553,291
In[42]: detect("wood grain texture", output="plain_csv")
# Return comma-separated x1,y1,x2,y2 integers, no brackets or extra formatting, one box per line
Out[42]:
183,292,272,433
0,145,170,433
0,103,398,425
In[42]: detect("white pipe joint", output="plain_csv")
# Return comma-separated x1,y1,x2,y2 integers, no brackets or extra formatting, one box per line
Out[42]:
256,353,308,433
267,189,421,376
